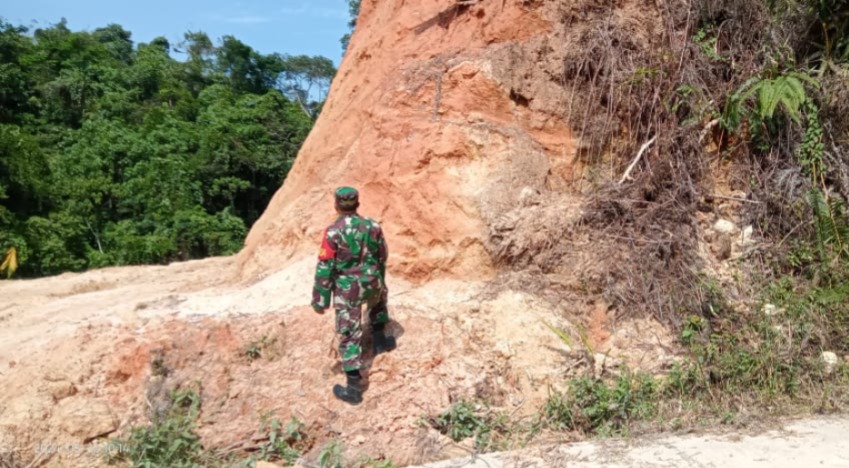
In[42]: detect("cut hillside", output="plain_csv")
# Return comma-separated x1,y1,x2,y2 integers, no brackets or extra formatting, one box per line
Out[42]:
3,0,849,467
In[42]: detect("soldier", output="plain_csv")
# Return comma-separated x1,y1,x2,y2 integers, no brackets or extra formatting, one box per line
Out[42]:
311,186,396,405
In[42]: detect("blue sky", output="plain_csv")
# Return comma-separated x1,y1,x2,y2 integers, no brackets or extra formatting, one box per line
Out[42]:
2,0,351,64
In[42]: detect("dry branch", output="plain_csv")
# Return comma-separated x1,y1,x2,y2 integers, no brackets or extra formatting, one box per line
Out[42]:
618,136,657,184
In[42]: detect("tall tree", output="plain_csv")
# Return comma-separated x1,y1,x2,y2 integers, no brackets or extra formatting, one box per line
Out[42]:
277,54,336,119
0,18,334,277
340,0,361,52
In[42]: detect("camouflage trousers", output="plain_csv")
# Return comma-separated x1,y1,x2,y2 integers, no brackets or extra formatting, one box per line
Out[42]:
333,274,389,372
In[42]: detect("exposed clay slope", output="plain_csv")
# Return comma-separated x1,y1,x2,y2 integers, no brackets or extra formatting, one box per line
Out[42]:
0,1,691,466
0,257,675,466
238,0,577,283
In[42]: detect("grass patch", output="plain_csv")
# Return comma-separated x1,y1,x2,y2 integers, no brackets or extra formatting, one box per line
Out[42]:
255,415,307,465
542,372,659,436
317,438,344,468
428,400,516,452
663,273,849,416
109,387,311,467
109,388,205,467
314,438,398,468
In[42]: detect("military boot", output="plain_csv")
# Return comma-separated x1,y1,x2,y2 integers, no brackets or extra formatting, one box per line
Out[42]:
372,323,397,356
333,371,364,405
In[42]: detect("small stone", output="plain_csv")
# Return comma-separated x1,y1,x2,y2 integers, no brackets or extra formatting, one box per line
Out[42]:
55,397,118,442
353,434,366,446
762,304,779,316
48,381,78,402
494,340,511,358
519,187,540,206
822,351,839,375
713,219,737,234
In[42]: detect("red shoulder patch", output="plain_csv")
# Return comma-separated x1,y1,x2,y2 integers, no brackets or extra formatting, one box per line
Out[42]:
318,230,336,261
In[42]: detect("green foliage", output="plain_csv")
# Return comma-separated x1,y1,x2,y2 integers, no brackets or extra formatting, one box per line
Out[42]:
693,25,726,62
257,416,305,464
318,438,344,468
0,18,330,278
360,459,397,468
680,315,705,344
430,400,512,451
278,55,336,119
795,100,849,267
112,388,205,467
807,0,849,65
663,273,849,413
542,320,574,347
797,100,825,177
542,373,658,436
341,0,362,52
725,72,819,130
766,0,849,66
433,400,485,442
809,189,849,264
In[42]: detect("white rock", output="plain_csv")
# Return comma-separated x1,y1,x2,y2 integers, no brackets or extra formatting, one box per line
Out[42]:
518,186,540,206
494,340,511,358
713,219,737,234
763,304,779,316
822,351,839,375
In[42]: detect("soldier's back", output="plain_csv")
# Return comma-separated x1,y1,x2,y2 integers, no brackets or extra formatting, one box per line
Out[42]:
327,214,383,273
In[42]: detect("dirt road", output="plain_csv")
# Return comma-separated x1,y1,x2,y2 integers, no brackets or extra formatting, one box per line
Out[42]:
418,417,849,467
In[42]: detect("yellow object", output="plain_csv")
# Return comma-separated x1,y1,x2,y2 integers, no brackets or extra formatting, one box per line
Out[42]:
1,247,18,278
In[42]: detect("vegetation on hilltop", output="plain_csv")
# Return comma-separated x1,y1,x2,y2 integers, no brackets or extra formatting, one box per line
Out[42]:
0,19,335,277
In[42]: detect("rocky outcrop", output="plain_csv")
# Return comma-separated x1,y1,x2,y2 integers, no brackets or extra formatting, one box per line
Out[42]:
238,0,579,283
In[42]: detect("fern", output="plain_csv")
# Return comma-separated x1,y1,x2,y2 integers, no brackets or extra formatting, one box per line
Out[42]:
734,72,820,124
809,189,849,263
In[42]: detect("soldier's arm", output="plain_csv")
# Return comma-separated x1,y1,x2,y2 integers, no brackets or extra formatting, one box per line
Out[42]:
311,229,337,312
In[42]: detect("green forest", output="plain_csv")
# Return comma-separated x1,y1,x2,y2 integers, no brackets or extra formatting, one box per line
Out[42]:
0,18,336,277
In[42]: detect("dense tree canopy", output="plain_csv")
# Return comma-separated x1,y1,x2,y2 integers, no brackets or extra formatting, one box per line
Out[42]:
0,18,335,277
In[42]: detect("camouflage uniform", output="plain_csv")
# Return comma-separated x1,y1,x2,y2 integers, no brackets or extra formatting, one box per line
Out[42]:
311,191,389,372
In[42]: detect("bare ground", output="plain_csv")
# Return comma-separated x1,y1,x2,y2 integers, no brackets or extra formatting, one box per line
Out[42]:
0,253,678,467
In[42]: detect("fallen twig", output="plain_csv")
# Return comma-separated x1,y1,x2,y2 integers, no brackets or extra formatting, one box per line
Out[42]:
707,194,761,204
619,135,657,184
699,118,720,143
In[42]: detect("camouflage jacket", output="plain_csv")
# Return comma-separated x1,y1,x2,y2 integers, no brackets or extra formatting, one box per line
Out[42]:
311,213,388,310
